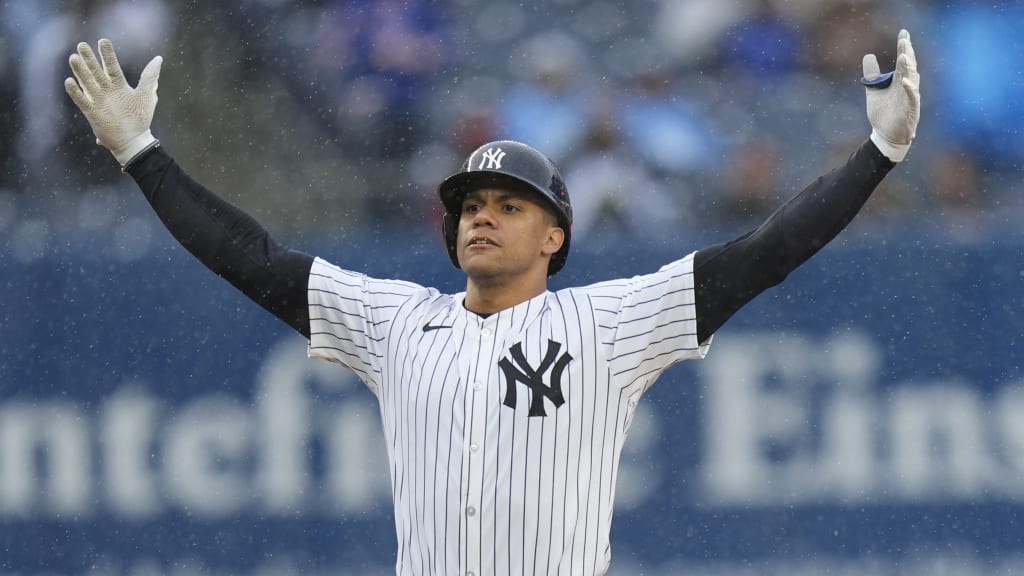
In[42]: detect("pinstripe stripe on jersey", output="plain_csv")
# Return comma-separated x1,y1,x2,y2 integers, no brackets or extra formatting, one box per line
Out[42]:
305,252,707,576
308,262,430,392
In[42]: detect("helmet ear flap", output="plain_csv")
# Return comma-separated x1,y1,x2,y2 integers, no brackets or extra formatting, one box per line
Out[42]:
442,211,461,269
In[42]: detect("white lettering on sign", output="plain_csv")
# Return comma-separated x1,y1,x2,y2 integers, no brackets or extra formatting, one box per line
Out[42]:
699,330,1020,506
2,331,1023,518
0,336,392,519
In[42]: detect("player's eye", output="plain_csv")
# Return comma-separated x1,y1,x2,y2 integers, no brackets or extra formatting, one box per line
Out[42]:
502,203,520,213
462,202,481,214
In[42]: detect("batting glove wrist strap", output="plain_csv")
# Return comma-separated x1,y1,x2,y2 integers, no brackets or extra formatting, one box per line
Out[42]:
64,39,163,168
869,129,910,163
119,134,160,173
862,29,921,163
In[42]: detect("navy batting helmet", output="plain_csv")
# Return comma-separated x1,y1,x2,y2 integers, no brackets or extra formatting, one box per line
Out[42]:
438,140,573,276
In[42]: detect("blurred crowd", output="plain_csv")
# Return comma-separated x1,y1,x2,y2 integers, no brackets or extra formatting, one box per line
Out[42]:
0,0,1021,252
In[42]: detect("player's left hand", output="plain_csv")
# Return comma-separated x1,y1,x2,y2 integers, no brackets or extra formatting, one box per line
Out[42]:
862,29,921,163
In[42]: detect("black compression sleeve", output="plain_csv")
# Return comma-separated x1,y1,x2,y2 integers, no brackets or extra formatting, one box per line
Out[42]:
127,146,315,338
693,139,896,343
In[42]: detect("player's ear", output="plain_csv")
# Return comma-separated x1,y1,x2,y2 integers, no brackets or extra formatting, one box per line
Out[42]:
542,226,565,257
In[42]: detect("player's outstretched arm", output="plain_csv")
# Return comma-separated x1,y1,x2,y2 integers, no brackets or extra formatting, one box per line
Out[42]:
693,29,921,342
65,40,315,337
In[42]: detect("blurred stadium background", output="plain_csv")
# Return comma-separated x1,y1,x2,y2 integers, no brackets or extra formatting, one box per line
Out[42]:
1,0,1023,575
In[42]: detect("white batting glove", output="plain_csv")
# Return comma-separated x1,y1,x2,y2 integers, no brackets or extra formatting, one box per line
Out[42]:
862,29,921,163
64,39,163,168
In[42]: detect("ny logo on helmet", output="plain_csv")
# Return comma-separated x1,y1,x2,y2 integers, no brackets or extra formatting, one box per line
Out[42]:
478,147,506,170
498,340,572,417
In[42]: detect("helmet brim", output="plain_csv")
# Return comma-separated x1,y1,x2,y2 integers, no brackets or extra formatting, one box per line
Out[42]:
438,171,569,228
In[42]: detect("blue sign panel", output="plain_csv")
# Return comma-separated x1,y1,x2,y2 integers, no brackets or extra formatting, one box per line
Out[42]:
2,230,1022,575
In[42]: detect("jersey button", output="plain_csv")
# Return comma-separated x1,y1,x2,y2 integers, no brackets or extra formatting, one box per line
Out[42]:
467,572,475,576
470,443,479,452
473,382,482,391
481,328,492,337
466,506,476,517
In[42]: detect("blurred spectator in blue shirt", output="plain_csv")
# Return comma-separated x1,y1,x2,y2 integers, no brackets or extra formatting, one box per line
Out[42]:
718,0,803,81
498,31,595,163
313,0,448,158
617,59,724,177
931,2,1024,170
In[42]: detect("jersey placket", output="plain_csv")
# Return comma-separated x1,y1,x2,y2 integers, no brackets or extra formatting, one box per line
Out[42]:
458,313,499,576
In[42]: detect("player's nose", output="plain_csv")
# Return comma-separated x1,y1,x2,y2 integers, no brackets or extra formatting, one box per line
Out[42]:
471,203,498,226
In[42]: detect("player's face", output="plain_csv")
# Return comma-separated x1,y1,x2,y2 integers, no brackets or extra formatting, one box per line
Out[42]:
457,187,564,285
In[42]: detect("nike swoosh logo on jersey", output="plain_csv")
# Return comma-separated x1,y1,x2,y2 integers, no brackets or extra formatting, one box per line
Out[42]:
422,323,452,332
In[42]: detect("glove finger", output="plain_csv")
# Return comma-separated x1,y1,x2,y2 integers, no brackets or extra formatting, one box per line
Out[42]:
896,52,918,89
137,55,163,95
861,53,881,80
902,77,921,116
901,29,917,63
898,29,914,57
69,53,101,98
64,76,93,112
98,38,126,87
900,35,919,84
902,78,920,139
76,41,108,86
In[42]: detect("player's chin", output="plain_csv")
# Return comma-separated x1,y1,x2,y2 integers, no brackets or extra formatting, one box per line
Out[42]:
459,254,498,277
461,251,515,281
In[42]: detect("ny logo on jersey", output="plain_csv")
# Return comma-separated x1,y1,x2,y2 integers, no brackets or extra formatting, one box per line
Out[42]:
498,340,572,417
478,147,506,170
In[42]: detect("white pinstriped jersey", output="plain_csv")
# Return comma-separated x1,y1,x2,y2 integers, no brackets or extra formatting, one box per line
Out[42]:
307,252,709,576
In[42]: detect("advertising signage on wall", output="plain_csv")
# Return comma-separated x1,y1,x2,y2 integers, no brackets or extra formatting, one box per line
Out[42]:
2,237,1021,575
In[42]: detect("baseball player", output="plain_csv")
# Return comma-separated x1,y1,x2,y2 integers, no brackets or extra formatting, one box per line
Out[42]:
64,30,920,576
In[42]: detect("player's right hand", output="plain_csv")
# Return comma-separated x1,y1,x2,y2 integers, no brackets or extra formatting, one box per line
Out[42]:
64,39,162,168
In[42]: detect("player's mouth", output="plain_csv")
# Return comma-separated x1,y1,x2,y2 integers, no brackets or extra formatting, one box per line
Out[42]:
466,235,499,248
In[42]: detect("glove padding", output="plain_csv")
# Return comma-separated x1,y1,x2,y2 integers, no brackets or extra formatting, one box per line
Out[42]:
64,39,163,167
862,29,921,163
